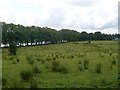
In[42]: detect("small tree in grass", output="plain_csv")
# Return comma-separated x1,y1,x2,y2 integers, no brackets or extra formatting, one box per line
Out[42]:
9,41,17,55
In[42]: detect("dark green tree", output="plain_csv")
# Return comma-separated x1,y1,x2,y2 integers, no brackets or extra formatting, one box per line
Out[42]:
9,41,17,55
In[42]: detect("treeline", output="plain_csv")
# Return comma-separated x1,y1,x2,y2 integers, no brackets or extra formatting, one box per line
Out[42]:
2,22,120,46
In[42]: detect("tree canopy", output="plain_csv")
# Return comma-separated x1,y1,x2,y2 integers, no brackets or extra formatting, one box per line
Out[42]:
2,22,120,46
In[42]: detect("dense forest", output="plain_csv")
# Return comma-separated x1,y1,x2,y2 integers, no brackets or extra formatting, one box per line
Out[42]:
2,22,120,46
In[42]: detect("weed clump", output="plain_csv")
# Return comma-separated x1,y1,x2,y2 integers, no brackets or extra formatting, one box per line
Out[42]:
79,61,82,64
16,58,19,62
112,59,116,65
96,63,102,73
111,59,116,69
52,61,68,74
53,57,56,60
83,59,89,69
109,51,112,56
20,69,33,81
79,65,84,71
37,59,40,61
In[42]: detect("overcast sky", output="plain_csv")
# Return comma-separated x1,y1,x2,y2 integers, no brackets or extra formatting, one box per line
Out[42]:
0,0,119,34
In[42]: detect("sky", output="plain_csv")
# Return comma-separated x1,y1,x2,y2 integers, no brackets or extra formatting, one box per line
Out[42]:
0,0,119,34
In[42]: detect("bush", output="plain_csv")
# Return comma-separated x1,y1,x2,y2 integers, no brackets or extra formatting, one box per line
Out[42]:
52,61,68,74
20,69,33,81
96,63,102,73
83,59,89,69
9,41,17,55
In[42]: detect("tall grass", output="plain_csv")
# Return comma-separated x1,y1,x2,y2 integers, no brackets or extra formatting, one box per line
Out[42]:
52,61,68,74
83,59,89,69
96,63,102,73
20,69,33,81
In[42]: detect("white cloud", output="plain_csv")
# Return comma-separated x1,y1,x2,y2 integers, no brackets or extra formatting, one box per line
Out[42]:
0,0,119,34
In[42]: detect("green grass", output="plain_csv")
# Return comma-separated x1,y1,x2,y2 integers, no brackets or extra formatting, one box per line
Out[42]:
2,41,118,88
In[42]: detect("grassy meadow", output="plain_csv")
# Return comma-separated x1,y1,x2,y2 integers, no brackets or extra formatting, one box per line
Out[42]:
2,40,118,88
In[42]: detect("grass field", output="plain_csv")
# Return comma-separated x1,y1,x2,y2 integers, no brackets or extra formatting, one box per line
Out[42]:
2,40,118,88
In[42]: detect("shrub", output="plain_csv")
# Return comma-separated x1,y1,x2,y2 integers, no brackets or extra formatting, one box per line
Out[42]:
83,59,89,69
9,41,17,55
96,63,102,73
20,69,33,81
52,61,68,74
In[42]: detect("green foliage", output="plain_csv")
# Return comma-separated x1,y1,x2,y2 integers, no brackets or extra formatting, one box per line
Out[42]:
26,56,34,65
16,58,19,62
12,60,16,64
112,59,116,65
83,59,89,69
2,41,118,88
2,22,119,46
52,61,68,74
2,77,7,86
32,65,41,74
9,41,17,55
79,61,82,64
79,65,84,71
96,63,102,73
30,78,38,88
20,69,33,81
